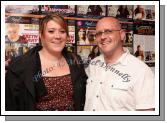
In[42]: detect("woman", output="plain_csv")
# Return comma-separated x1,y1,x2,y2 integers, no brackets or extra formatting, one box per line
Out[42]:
133,5,145,20
77,28,87,45
5,13,87,111
77,28,91,62
116,5,130,18
134,45,144,61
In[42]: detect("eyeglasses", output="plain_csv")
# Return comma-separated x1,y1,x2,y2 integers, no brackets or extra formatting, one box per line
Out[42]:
95,29,121,38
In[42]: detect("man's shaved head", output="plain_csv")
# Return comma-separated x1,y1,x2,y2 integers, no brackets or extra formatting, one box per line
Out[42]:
96,17,121,30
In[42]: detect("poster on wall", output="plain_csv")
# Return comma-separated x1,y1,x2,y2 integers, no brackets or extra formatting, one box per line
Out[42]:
41,5,75,16
77,45,93,64
5,16,39,24
5,5,39,14
67,20,75,44
77,45,101,67
133,20,155,35
76,20,97,45
133,34,155,67
133,19,155,68
68,26,75,43
123,30,133,54
107,5,133,19
121,21,133,54
77,5,106,18
5,23,39,61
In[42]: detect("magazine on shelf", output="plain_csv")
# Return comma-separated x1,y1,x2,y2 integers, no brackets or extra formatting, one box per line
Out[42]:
67,20,75,44
5,43,38,60
77,45,101,67
77,5,106,18
108,5,133,19
124,30,133,48
5,16,39,24
5,5,39,14
40,5,75,16
121,21,133,53
133,20,155,35
77,45,93,61
133,34,155,67
5,23,39,61
133,5,155,21
68,26,75,44
76,20,97,45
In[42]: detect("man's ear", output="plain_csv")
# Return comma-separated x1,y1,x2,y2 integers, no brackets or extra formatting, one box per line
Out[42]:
120,29,126,41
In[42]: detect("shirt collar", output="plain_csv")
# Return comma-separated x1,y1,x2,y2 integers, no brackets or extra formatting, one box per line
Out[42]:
100,48,130,66
117,48,129,66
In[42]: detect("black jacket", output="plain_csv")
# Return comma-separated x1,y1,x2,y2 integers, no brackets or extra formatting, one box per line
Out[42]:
5,45,87,111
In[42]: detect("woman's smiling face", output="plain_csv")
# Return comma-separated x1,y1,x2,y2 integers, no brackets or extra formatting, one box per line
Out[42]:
41,20,68,54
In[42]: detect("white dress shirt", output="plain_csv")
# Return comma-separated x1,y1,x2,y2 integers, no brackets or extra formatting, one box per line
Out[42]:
84,49,155,111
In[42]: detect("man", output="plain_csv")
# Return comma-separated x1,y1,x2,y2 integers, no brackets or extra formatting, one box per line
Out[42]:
84,17,155,111
86,27,96,45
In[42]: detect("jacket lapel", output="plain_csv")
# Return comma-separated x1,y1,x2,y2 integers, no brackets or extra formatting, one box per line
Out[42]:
23,46,47,100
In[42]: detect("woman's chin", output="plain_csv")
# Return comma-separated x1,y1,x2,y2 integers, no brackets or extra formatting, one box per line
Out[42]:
52,48,64,53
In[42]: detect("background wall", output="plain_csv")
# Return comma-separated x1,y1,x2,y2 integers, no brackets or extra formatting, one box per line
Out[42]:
5,5,155,72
